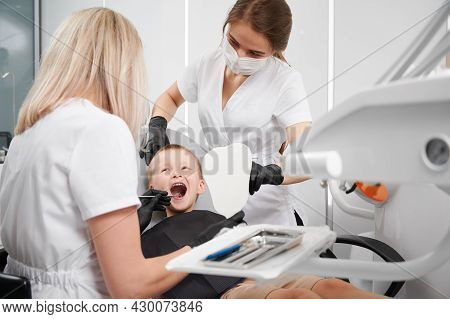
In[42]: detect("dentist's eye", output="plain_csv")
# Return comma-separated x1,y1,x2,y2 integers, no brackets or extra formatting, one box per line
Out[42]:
181,166,191,170
161,168,169,173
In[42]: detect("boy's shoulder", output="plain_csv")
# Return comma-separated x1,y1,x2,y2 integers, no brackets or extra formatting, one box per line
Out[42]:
171,210,225,222
155,210,225,230
150,210,224,235
141,210,225,257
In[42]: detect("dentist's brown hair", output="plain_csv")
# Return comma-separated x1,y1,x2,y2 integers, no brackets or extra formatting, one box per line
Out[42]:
223,0,293,62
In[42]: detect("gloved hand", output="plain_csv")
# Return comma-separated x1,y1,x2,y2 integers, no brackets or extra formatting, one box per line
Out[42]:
137,188,172,233
139,116,170,165
249,162,284,195
188,211,245,248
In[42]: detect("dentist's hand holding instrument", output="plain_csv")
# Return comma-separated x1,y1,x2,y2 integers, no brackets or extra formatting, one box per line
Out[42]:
137,188,172,232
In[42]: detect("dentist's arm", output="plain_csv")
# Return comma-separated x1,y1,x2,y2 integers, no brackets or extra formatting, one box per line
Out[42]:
249,122,312,194
280,121,312,185
88,206,190,299
141,82,186,164
152,82,185,121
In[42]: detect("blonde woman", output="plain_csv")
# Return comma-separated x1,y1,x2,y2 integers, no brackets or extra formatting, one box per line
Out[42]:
0,8,198,299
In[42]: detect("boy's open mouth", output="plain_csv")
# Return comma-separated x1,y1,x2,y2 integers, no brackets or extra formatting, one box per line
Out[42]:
170,182,188,200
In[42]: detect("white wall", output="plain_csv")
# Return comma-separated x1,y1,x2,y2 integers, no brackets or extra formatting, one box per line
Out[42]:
334,0,448,105
41,0,187,131
105,0,187,132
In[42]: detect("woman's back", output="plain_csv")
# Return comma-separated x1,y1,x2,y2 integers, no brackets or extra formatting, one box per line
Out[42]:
0,98,138,298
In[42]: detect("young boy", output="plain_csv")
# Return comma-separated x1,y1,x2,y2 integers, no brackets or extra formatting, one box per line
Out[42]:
139,144,384,299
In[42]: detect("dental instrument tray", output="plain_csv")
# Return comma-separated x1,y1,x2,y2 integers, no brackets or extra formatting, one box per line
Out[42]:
203,229,304,269
166,224,336,280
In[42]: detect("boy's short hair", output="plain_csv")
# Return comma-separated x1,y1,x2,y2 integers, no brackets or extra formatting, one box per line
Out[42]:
147,144,203,180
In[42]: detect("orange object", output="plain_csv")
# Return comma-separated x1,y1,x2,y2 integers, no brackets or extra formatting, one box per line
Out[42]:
355,181,389,203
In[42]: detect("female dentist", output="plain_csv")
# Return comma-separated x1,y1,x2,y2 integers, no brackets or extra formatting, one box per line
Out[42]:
0,8,240,299
142,0,312,226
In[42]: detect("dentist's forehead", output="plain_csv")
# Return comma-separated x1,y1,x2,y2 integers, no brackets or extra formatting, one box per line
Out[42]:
228,21,271,53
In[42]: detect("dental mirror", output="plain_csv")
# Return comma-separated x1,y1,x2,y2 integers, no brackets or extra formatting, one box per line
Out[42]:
202,143,252,218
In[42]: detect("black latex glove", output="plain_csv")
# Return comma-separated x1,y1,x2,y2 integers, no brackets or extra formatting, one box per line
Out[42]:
249,162,284,195
188,211,245,248
138,189,171,233
139,116,170,165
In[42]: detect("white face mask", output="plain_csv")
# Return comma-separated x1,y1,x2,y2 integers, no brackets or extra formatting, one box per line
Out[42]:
222,37,269,76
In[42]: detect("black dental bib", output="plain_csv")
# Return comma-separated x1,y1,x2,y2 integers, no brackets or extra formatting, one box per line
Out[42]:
140,210,244,299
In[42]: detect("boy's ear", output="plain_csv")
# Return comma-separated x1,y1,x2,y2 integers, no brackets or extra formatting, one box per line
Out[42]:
197,179,206,195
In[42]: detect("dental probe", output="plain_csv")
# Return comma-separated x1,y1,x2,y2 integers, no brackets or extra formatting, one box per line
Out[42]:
139,195,174,199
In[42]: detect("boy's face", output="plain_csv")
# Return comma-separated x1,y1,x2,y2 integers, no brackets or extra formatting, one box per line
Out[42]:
148,148,205,216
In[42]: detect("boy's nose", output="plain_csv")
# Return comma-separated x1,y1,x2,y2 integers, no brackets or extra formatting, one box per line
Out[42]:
171,170,182,178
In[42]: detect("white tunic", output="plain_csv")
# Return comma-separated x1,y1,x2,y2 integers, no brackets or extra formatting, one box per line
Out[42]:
178,49,312,226
0,99,140,298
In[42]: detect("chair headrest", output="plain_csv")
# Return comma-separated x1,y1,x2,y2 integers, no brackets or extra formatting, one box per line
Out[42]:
202,143,251,218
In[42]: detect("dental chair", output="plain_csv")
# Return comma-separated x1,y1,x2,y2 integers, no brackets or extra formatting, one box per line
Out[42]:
319,236,405,297
141,130,406,298
0,248,32,299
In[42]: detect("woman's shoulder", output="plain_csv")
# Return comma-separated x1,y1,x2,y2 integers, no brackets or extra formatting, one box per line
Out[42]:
197,46,222,60
269,58,303,81
194,48,223,69
53,98,135,152
68,98,131,135
265,59,306,94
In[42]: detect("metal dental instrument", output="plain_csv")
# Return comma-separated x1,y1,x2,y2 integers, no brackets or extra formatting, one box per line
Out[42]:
138,195,174,199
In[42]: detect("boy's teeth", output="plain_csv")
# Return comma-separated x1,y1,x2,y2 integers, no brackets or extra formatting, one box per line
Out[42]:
170,182,187,199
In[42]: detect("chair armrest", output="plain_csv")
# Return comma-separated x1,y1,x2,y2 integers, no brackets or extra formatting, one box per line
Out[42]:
0,273,32,299
0,249,32,298
335,235,405,297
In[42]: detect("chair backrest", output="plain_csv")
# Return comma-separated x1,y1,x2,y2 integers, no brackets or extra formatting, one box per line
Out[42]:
0,273,32,299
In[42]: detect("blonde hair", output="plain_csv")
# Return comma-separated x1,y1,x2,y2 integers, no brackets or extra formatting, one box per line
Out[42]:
15,7,148,139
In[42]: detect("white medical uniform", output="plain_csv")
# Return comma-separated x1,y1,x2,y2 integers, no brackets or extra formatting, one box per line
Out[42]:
0,99,140,298
178,49,312,226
